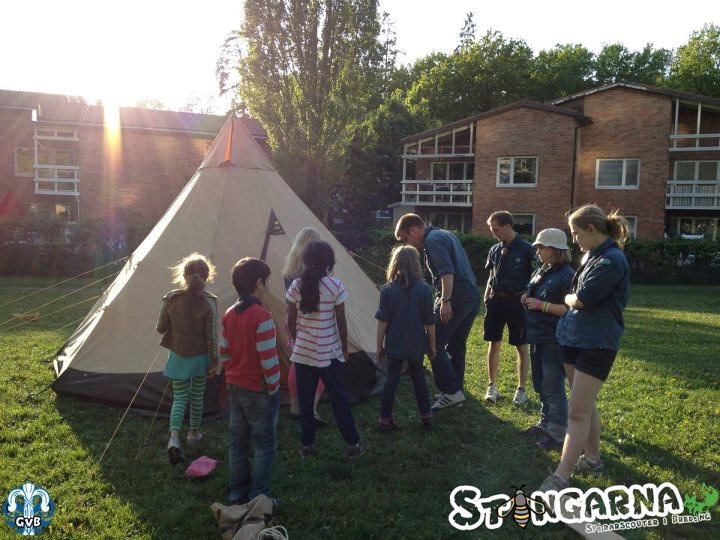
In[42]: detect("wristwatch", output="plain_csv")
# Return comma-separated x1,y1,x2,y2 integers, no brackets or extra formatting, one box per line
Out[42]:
440,297,451,302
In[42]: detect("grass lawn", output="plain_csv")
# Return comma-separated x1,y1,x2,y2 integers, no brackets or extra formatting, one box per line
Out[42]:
0,278,718,539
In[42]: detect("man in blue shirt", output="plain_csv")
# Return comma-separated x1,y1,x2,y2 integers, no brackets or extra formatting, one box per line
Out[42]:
395,214,481,410
483,211,535,406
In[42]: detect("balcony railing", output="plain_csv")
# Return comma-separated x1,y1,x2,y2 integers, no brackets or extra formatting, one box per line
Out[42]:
401,180,472,206
666,181,720,209
670,133,720,152
34,165,80,195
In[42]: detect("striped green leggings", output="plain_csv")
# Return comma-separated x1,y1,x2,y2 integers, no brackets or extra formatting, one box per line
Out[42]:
170,376,207,432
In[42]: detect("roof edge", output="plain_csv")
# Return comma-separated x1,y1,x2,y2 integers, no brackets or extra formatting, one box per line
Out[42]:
550,81,720,108
400,101,583,144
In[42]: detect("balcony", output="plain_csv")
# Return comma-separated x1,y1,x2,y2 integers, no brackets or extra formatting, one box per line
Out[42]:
666,181,720,209
669,133,720,152
34,165,80,196
401,180,472,207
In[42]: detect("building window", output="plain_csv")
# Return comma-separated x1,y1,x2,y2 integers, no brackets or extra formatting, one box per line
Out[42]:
15,147,34,176
625,216,637,239
674,160,720,181
429,212,472,233
497,157,537,186
431,162,474,181
513,214,535,235
596,159,640,188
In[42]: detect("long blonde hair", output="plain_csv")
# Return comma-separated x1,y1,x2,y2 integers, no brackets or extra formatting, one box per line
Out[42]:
386,245,423,288
568,204,630,248
171,252,216,294
282,227,323,280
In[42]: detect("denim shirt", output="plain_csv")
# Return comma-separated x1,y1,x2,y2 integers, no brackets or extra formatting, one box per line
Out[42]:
486,235,535,293
526,263,575,344
422,226,479,300
375,280,435,359
556,238,629,351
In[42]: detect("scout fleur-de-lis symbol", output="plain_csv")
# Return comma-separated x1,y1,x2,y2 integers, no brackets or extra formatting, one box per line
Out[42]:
6,482,52,534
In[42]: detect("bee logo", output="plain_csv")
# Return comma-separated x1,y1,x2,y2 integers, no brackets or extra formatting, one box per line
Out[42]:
496,485,547,528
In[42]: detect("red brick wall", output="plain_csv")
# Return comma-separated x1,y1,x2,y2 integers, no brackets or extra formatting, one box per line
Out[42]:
0,112,214,229
75,126,213,227
471,107,578,235
574,88,671,240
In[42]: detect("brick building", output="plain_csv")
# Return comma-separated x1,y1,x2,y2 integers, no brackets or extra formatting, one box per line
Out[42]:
393,82,720,240
0,89,267,231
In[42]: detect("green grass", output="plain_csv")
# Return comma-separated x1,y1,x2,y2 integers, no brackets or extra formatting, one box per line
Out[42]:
0,279,718,539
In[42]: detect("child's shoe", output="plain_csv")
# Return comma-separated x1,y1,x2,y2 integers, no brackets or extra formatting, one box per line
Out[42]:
378,419,401,433
167,435,184,465
344,442,365,461
186,431,204,443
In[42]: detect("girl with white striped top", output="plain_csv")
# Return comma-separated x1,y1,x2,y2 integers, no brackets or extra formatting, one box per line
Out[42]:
286,240,364,460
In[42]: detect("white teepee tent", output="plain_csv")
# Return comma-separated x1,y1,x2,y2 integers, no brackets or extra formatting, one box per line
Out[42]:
52,117,380,414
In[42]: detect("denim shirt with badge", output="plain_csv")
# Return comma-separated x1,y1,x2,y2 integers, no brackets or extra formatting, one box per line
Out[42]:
556,238,629,351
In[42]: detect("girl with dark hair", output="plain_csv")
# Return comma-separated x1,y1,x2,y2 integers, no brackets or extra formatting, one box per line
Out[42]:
156,253,218,465
286,241,364,460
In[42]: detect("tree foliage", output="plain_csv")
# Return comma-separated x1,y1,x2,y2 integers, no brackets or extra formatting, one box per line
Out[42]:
531,44,595,102
669,24,720,97
405,30,535,124
218,0,384,218
595,43,671,86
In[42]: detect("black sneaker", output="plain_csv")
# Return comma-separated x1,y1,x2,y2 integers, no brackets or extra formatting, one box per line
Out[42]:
378,419,402,433
344,442,365,461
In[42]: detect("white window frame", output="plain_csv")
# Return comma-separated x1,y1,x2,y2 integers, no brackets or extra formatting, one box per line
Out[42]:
595,158,640,189
513,213,536,235
496,157,538,187
15,147,34,177
625,216,637,239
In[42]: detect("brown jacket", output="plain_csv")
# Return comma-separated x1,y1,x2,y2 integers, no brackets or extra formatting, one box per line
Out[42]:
156,289,218,363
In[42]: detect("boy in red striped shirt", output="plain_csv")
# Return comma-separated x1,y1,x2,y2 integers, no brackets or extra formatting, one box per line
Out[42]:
220,257,280,506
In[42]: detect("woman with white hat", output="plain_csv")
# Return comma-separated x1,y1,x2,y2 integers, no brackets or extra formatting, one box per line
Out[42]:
521,228,575,450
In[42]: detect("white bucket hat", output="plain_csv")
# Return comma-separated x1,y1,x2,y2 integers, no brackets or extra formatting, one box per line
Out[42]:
532,228,569,250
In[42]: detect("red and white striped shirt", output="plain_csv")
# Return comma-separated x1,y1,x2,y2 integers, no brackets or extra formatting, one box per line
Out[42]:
286,276,347,367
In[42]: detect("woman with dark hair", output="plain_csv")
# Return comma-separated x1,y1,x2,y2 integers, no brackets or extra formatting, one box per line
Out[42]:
286,241,364,460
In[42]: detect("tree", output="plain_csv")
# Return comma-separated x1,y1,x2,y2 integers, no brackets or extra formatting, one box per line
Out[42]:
531,44,595,101
455,11,476,53
217,0,384,219
134,98,166,110
405,30,535,124
669,24,720,97
594,43,671,86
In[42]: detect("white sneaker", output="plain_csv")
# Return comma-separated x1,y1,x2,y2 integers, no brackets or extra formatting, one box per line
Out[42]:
484,384,499,403
431,390,465,410
512,387,528,406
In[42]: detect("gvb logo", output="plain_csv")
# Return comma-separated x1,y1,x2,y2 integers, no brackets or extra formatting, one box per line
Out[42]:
3,482,55,535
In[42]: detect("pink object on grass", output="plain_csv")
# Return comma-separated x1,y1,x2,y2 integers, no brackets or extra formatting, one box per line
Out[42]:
185,455,219,478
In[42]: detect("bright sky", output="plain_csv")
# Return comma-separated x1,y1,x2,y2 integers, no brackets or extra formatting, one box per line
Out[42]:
1,0,716,113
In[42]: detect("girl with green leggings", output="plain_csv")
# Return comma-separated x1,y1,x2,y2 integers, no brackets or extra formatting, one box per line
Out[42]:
156,253,219,464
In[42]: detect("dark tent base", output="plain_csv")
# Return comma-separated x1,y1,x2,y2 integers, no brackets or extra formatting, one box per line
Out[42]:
52,351,378,417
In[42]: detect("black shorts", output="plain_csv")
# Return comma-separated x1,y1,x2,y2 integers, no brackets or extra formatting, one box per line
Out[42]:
483,296,527,345
561,346,617,382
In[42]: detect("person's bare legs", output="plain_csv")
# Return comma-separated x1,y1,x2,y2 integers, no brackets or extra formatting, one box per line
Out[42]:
515,344,529,389
555,367,604,480
487,341,502,384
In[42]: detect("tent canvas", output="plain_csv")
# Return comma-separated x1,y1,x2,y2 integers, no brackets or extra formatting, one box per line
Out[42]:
52,117,380,415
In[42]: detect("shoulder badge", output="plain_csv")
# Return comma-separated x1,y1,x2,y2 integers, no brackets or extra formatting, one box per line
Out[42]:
599,258,612,266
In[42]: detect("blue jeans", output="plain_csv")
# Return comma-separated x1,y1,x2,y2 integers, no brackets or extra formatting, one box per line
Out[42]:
380,356,431,420
227,384,279,502
530,343,568,441
432,294,480,393
295,360,359,447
